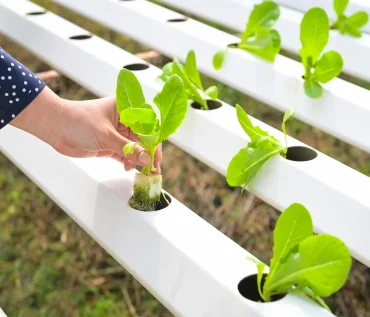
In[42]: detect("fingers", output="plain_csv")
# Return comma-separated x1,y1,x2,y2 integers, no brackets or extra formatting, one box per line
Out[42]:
105,129,151,166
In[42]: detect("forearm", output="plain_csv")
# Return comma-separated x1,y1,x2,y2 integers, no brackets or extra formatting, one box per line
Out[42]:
10,87,67,147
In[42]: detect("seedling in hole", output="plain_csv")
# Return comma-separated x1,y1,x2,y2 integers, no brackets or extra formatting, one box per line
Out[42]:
213,1,281,70
331,0,369,37
300,8,344,99
226,106,294,188
116,69,187,211
250,203,351,311
158,50,218,110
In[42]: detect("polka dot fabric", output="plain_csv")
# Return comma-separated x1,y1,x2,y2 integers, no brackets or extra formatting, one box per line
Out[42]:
0,47,45,129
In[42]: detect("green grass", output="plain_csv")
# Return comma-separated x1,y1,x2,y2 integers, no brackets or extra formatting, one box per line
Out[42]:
0,0,369,316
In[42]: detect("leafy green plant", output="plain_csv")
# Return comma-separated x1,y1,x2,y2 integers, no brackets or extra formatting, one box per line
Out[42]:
331,0,369,37
116,69,187,211
226,105,294,188
158,50,218,110
213,1,281,70
300,8,344,98
251,203,352,311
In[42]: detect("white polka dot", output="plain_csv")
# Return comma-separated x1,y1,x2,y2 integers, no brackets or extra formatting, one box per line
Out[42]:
22,88,26,92
35,88,39,92
1,77,4,80
22,72,25,76
12,92,16,96
16,98,19,102
29,74,32,77
4,93,8,96
24,81,28,85
11,114,15,118
8,76,11,80
11,63,14,66
34,76,37,78
18,66,21,69
29,90,31,93
1,55,4,59
38,80,41,83
0,120,4,124
7,68,11,71
9,100,13,104
12,85,16,89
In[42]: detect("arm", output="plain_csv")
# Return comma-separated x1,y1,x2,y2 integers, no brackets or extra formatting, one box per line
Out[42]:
0,48,161,172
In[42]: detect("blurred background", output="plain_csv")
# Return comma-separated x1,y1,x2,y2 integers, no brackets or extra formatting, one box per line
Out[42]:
0,0,369,316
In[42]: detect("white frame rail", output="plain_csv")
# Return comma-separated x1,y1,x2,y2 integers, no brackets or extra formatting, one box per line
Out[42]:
276,0,370,34
52,0,370,155
0,1,370,267
157,0,370,83
0,2,336,316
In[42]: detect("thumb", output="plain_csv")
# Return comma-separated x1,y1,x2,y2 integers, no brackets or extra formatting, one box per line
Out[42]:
106,130,151,166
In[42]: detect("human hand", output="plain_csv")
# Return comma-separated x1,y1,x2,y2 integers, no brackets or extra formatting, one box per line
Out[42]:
11,87,162,173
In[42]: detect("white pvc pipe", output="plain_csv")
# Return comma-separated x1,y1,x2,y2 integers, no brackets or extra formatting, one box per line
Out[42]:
0,0,369,268
52,0,370,156
158,0,370,84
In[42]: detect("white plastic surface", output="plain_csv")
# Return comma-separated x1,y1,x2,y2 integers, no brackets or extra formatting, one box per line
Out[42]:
0,309,6,317
158,0,370,83
0,126,334,317
0,0,370,267
276,0,370,34
53,0,370,155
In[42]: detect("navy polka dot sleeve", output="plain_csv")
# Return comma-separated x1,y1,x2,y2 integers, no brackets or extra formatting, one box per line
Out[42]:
0,47,46,130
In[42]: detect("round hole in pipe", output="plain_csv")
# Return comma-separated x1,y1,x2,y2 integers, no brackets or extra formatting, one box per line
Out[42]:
123,63,150,71
69,34,93,40
167,17,188,23
26,11,47,16
228,43,239,48
285,146,317,162
191,100,222,111
129,192,172,212
238,274,286,302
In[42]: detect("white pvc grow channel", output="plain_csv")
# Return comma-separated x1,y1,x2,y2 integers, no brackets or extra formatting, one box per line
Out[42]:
0,126,335,317
1,0,370,268
276,0,370,34
53,0,370,155
0,2,338,316
157,0,370,83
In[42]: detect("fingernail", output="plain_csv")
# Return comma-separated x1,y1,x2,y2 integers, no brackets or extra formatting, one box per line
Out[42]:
138,151,151,165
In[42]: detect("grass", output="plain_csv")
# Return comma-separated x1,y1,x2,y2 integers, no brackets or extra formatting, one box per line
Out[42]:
0,0,369,316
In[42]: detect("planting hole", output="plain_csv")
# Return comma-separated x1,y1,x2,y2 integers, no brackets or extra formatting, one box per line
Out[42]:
285,146,317,162
228,43,239,48
167,17,188,23
238,274,286,302
191,100,222,111
123,63,149,71
129,192,171,212
69,34,92,40
26,11,47,16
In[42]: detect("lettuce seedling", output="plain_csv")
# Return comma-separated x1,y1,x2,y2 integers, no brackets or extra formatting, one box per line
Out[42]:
226,105,294,188
213,1,281,70
251,203,351,310
331,0,369,37
300,8,344,99
158,50,218,110
116,69,187,211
